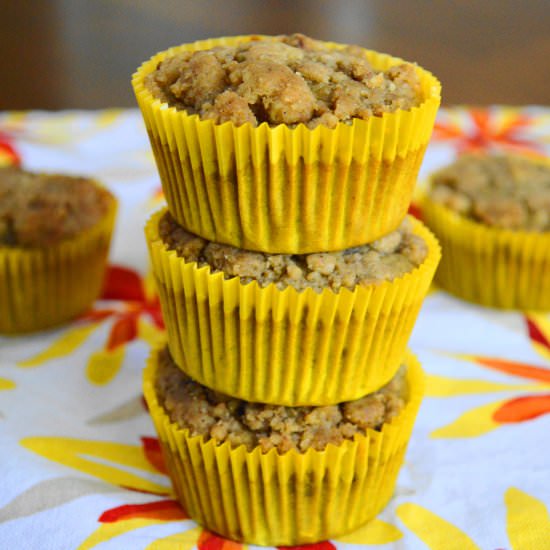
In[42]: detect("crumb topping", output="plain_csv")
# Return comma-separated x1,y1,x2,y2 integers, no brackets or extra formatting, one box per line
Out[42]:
430,153,550,231
159,212,428,292
0,166,113,247
145,33,423,129
155,347,407,453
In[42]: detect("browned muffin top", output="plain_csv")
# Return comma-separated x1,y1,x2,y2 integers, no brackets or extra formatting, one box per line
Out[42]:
155,346,407,454
0,166,114,247
145,33,422,129
159,212,428,292
430,153,550,231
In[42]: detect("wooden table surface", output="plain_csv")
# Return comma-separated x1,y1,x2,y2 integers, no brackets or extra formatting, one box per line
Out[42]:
1,0,549,110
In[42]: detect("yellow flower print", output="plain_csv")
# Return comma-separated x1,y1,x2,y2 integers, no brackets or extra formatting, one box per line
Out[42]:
505,488,550,550
397,489,550,550
0,377,15,391
397,503,479,550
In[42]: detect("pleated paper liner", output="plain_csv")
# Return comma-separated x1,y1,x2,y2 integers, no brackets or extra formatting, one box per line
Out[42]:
0,193,117,334
132,35,441,253
421,196,550,310
145,208,440,405
144,345,424,546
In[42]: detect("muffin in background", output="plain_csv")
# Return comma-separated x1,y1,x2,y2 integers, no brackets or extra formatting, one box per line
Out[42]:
421,152,550,310
144,345,425,545
133,33,441,253
0,167,117,333
145,208,440,405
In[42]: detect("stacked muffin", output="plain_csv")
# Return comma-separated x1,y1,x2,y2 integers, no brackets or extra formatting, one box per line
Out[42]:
134,34,441,544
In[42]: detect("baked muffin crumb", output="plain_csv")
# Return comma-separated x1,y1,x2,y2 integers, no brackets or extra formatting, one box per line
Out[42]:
155,347,407,453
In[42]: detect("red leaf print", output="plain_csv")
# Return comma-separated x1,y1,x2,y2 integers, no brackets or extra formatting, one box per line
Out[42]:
408,201,422,220
106,314,139,350
102,265,145,302
493,395,550,423
279,543,336,550
99,499,187,523
198,530,243,550
82,264,164,349
79,309,119,322
141,436,167,475
147,305,165,330
525,317,550,353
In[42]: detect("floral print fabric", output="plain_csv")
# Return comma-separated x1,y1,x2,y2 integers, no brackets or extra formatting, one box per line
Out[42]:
1,107,550,549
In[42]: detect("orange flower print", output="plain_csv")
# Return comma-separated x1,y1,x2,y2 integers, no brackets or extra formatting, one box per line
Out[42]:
0,128,21,167
464,353,550,425
98,499,187,523
147,184,166,209
197,530,245,550
427,314,550,438
491,315,550,424
19,265,165,385
433,108,544,156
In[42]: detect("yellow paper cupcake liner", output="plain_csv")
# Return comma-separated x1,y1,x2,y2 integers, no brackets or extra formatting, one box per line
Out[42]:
144,345,424,545
145,208,440,405
133,35,441,253
0,193,117,334
421,196,550,310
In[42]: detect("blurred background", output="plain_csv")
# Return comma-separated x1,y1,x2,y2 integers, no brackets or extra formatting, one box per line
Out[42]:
1,0,549,110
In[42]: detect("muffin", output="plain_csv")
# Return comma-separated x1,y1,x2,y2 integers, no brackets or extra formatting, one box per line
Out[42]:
421,153,550,310
133,33,441,253
0,166,117,333
144,345,425,545
145,208,440,405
